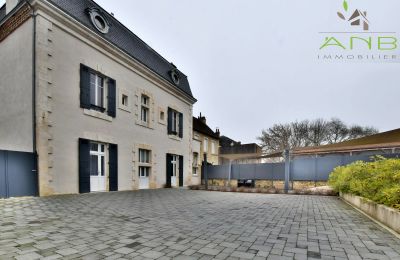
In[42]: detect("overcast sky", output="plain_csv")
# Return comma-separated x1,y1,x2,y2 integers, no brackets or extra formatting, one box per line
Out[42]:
3,0,399,143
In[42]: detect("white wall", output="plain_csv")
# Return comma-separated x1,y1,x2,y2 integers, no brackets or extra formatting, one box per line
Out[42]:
0,19,33,152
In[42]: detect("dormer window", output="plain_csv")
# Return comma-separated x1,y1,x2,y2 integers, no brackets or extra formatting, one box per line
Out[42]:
169,69,180,85
87,8,110,34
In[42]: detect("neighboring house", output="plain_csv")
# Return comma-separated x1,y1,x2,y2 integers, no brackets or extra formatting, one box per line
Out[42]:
219,136,263,164
0,0,197,197
192,114,220,182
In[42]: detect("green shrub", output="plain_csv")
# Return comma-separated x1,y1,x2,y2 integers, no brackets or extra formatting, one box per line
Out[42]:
328,157,400,210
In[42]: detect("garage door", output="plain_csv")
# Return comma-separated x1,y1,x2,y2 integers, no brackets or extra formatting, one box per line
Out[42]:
0,150,38,198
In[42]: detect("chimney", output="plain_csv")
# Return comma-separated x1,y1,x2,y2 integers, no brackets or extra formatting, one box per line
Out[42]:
198,113,206,125
6,0,19,14
216,128,220,137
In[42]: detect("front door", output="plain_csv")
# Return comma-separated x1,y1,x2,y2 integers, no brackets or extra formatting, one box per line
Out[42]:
171,155,178,187
139,167,150,189
90,143,106,192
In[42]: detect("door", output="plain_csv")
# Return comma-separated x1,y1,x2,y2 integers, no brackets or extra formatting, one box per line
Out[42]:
171,155,178,187
90,143,106,192
139,167,150,189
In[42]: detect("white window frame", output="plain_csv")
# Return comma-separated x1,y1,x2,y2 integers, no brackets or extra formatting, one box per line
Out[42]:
90,73,104,108
139,149,151,164
141,95,150,123
139,166,150,177
204,138,208,153
211,141,216,154
192,152,199,176
90,143,106,177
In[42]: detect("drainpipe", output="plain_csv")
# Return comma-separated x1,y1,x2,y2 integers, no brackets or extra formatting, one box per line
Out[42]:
25,0,38,195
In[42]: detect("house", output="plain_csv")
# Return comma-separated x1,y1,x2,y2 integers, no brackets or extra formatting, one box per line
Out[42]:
192,114,220,182
219,136,263,165
0,0,197,197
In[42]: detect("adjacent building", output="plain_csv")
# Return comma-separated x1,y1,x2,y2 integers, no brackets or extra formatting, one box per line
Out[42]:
219,136,263,165
0,0,197,197
192,114,220,182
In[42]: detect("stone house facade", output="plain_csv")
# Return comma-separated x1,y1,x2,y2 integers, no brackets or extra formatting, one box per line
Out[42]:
0,0,197,196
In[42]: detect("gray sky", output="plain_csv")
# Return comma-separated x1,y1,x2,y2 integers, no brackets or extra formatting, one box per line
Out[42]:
4,0,399,143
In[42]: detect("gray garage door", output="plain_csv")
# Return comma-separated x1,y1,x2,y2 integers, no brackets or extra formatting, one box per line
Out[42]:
0,150,38,198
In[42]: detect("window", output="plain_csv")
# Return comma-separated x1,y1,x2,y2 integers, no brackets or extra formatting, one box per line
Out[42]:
139,149,151,163
168,108,182,137
141,95,150,123
211,141,216,154
139,166,150,178
90,143,105,177
160,111,165,121
204,138,208,153
122,94,128,106
192,152,199,176
90,73,104,109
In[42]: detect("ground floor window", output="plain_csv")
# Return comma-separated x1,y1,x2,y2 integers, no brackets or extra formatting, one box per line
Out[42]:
139,166,150,177
192,152,199,176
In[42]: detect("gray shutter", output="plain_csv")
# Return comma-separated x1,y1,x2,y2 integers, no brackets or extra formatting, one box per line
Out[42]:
79,138,90,193
167,108,173,134
179,113,183,138
179,156,183,187
80,64,91,109
109,143,118,191
107,78,116,118
166,154,172,188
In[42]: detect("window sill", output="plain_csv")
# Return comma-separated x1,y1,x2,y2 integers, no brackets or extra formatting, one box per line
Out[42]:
136,120,153,129
83,109,112,122
168,135,182,141
118,106,131,113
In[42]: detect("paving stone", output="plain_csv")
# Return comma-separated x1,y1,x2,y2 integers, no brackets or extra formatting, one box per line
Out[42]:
0,190,399,259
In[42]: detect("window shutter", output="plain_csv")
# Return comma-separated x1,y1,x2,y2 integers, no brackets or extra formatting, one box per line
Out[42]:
179,156,184,187
179,113,183,138
109,143,118,191
80,64,91,109
79,138,90,193
167,108,173,134
166,154,172,188
107,78,116,118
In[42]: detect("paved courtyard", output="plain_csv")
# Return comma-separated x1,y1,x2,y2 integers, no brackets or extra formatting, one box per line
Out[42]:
0,190,399,260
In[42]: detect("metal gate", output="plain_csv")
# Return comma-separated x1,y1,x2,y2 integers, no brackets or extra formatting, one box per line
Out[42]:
0,150,38,198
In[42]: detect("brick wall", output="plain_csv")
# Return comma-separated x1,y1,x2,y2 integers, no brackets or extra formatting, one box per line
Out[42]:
0,4,31,44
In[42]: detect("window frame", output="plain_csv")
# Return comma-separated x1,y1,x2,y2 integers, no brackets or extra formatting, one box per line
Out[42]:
90,72,105,112
140,95,150,124
192,152,199,176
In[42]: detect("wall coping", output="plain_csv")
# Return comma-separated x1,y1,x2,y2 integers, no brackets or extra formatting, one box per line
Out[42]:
340,192,400,237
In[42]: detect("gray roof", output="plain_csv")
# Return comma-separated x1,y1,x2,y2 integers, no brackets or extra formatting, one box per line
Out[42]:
1,0,195,99
0,4,6,21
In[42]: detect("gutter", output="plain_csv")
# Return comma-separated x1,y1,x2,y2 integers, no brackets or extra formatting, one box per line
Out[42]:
24,0,38,195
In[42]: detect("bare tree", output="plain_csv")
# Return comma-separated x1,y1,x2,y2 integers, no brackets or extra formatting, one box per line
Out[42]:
257,118,379,153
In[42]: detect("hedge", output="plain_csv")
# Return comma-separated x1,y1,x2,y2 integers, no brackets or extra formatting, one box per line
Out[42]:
328,156,400,210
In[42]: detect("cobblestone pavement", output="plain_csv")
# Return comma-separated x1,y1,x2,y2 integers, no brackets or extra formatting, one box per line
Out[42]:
0,190,399,260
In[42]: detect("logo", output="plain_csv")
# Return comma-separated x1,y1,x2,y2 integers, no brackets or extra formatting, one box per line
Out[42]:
317,0,399,62
337,1,369,31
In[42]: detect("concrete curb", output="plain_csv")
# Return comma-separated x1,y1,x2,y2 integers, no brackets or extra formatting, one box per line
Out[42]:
340,193,400,239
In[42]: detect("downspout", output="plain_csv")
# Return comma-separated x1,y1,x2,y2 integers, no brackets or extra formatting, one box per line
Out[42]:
25,0,38,195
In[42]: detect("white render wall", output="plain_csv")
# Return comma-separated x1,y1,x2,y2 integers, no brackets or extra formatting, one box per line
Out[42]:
0,19,33,153
35,13,195,195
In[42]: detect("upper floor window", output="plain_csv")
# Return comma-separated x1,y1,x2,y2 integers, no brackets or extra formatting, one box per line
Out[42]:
80,64,116,118
141,95,150,123
168,108,183,138
90,73,104,109
204,138,208,153
211,141,216,154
